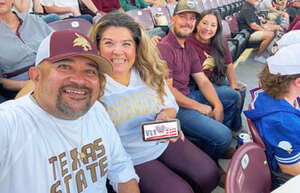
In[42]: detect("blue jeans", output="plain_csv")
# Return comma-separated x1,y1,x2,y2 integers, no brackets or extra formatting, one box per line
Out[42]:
177,84,240,159
42,14,61,23
214,79,246,131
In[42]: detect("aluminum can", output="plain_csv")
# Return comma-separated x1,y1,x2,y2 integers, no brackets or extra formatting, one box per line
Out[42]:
236,132,252,149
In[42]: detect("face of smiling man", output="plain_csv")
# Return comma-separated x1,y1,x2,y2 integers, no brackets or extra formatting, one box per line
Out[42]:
30,56,100,120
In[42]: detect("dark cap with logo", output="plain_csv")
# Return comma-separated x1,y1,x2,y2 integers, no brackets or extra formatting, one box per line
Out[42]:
35,29,112,74
173,0,200,16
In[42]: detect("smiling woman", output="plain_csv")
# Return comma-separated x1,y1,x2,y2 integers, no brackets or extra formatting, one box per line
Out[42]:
186,10,246,132
88,13,219,193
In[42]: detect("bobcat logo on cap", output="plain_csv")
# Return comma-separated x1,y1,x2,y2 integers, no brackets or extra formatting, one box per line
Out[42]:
187,0,196,8
73,33,92,51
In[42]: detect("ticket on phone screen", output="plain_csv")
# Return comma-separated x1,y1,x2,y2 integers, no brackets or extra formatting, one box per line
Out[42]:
142,119,180,141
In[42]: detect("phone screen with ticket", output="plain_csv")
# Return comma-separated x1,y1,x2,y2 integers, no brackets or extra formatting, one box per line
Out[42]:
141,119,180,141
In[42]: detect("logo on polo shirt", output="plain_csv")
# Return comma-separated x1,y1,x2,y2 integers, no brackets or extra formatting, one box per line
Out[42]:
278,141,293,154
73,33,92,51
187,0,196,8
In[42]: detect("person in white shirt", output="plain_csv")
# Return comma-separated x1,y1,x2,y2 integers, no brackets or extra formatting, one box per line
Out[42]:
13,0,60,23
0,29,140,193
39,0,100,23
88,13,219,193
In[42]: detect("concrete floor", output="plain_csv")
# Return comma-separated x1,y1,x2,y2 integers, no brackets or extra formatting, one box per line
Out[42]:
212,49,265,193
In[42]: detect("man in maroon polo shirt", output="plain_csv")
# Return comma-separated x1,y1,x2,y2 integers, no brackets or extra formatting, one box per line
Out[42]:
157,0,238,164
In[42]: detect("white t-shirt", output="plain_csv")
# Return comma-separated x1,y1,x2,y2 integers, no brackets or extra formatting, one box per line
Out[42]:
0,95,138,193
258,0,273,12
40,0,79,18
102,68,179,165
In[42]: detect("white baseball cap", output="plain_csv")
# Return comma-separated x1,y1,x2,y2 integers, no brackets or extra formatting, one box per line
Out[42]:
267,43,300,75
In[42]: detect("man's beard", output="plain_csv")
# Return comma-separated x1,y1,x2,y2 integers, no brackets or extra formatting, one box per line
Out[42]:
56,84,93,119
173,25,193,39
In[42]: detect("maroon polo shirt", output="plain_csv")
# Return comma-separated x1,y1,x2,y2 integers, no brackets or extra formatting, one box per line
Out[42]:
157,32,203,96
187,34,232,79
92,0,121,13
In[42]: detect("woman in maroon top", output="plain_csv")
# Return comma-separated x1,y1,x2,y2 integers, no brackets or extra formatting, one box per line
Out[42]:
92,0,125,14
187,10,246,132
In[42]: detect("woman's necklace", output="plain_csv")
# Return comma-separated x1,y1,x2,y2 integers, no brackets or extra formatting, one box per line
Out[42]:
48,115,86,161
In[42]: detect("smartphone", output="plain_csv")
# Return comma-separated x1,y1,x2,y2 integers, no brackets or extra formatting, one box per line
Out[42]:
141,119,180,141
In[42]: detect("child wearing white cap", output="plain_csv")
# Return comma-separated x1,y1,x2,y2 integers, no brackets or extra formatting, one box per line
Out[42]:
244,43,300,188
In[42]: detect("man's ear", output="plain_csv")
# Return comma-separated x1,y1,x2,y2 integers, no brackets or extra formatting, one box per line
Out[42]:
28,66,40,85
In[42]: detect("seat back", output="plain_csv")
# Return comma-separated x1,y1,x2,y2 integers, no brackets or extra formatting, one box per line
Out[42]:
167,3,177,16
247,119,266,149
225,142,271,193
210,0,219,9
194,0,205,12
126,9,154,30
93,14,104,24
49,18,92,35
225,15,239,33
221,20,232,38
202,0,213,10
149,6,171,26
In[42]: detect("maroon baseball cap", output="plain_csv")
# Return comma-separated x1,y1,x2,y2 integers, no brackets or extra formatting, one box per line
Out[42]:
35,29,112,74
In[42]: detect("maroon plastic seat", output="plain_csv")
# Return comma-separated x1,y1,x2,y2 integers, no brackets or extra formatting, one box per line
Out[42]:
49,18,92,35
126,9,154,30
225,142,271,193
247,118,266,149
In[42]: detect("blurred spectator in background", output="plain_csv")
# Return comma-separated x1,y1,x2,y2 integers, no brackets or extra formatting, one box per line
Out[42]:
120,0,149,11
13,0,60,23
92,0,125,14
238,0,281,63
0,0,53,103
40,0,99,23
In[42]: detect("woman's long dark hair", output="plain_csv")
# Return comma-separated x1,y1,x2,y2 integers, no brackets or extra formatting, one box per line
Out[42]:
194,10,227,85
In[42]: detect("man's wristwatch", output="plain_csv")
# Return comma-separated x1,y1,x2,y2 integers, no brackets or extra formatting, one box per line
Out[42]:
95,10,100,14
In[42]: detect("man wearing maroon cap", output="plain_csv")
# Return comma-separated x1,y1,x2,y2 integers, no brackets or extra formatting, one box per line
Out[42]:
0,30,140,193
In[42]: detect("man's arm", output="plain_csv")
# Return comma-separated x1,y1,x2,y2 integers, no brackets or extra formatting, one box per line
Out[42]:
192,72,224,122
166,79,213,117
14,0,31,13
249,22,265,31
43,4,80,16
118,179,140,193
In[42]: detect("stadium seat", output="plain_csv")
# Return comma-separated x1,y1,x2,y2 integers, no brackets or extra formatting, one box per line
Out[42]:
167,3,177,16
202,0,213,10
194,0,205,12
149,6,171,26
246,118,266,149
225,142,272,193
93,14,104,24
48,18,92,35
126,9,154,30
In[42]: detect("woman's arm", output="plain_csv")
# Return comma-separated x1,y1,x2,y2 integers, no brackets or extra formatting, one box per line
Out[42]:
226,63,238,89
1,78,28,91
14,0,31,13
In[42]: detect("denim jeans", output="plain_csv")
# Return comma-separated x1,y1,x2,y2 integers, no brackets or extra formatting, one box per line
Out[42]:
42,14,61,23
177,83,240,159
214,79,246,132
